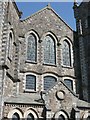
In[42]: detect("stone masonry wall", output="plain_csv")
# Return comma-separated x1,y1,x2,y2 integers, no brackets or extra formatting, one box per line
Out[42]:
19,6,75,93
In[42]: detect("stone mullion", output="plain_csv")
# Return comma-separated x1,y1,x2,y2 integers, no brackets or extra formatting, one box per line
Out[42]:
57,42,62,75
38,38,43,64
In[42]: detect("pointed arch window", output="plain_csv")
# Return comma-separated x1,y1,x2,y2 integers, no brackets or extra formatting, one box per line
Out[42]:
44,35,56,65
64,79,73,90
27,113,34,120
44,76,57,90
26,75,36,91
62,40,71,67
27,34,37,62
8,32,13,60
12,113,20,120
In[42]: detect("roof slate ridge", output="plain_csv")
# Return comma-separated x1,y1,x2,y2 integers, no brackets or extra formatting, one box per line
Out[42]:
20,5,73,31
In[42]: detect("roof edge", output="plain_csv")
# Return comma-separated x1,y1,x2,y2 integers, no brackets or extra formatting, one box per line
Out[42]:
11,0,22,18
20,5,73,31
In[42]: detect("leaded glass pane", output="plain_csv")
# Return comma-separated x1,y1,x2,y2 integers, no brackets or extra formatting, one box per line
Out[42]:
62,40,71,66
26,75,36,90
12,113,20,120
44,76,57,90
44,36,56,64
64,79,73,90
27,34,37,62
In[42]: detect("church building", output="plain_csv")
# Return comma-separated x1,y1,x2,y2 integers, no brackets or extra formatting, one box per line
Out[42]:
0,0,90,119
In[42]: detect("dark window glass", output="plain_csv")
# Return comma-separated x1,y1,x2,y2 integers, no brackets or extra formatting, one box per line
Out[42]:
27,113,34,120
26,75,36,90
27,34,37,62
44,76,57,90
12,113,20,120
64,79,73,90
44,35,56,65
58,115,65,120
62,40,71,66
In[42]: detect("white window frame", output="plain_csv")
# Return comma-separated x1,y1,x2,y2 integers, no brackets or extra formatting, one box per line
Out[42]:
63,77,76,93
54,111,68,119
24,72,37,92
25,30,39,63
60,37,73,68
8,108,23,119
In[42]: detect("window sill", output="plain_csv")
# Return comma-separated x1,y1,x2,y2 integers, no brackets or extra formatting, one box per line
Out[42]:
24,89,37,93
62,65,73,69
25,60,37,64
43,63,57,67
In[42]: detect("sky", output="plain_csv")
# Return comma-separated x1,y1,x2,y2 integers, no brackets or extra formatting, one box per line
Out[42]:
16,2,76,30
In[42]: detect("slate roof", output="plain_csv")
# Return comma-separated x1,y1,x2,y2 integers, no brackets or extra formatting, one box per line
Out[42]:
77,99,90,108
21,4,73,31
5,93,44,105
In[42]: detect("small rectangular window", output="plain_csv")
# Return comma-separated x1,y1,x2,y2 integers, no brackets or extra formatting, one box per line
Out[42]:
26,75,36,91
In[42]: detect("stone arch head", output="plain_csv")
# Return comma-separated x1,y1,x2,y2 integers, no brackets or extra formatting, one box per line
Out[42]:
60,36,73,44
54,110,69,120
25,29,40,40
41,31,58,43
24,108,39,119
7,107,23,119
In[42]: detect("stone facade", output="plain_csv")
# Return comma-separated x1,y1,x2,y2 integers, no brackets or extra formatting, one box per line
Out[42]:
0,0,90,119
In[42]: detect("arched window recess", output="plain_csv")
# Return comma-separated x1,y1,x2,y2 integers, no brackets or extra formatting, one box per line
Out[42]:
61,38,73,67
43,34,56,65
25,30,39,63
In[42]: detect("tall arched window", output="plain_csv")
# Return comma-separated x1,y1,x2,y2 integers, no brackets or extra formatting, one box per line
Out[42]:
8,32,13,60
62,40,71,66
44,35,56,65
27,34,37,62
26,75,36,91
64,79,73,90
44,76,57,90
27,113,34,120
12,112,20,120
